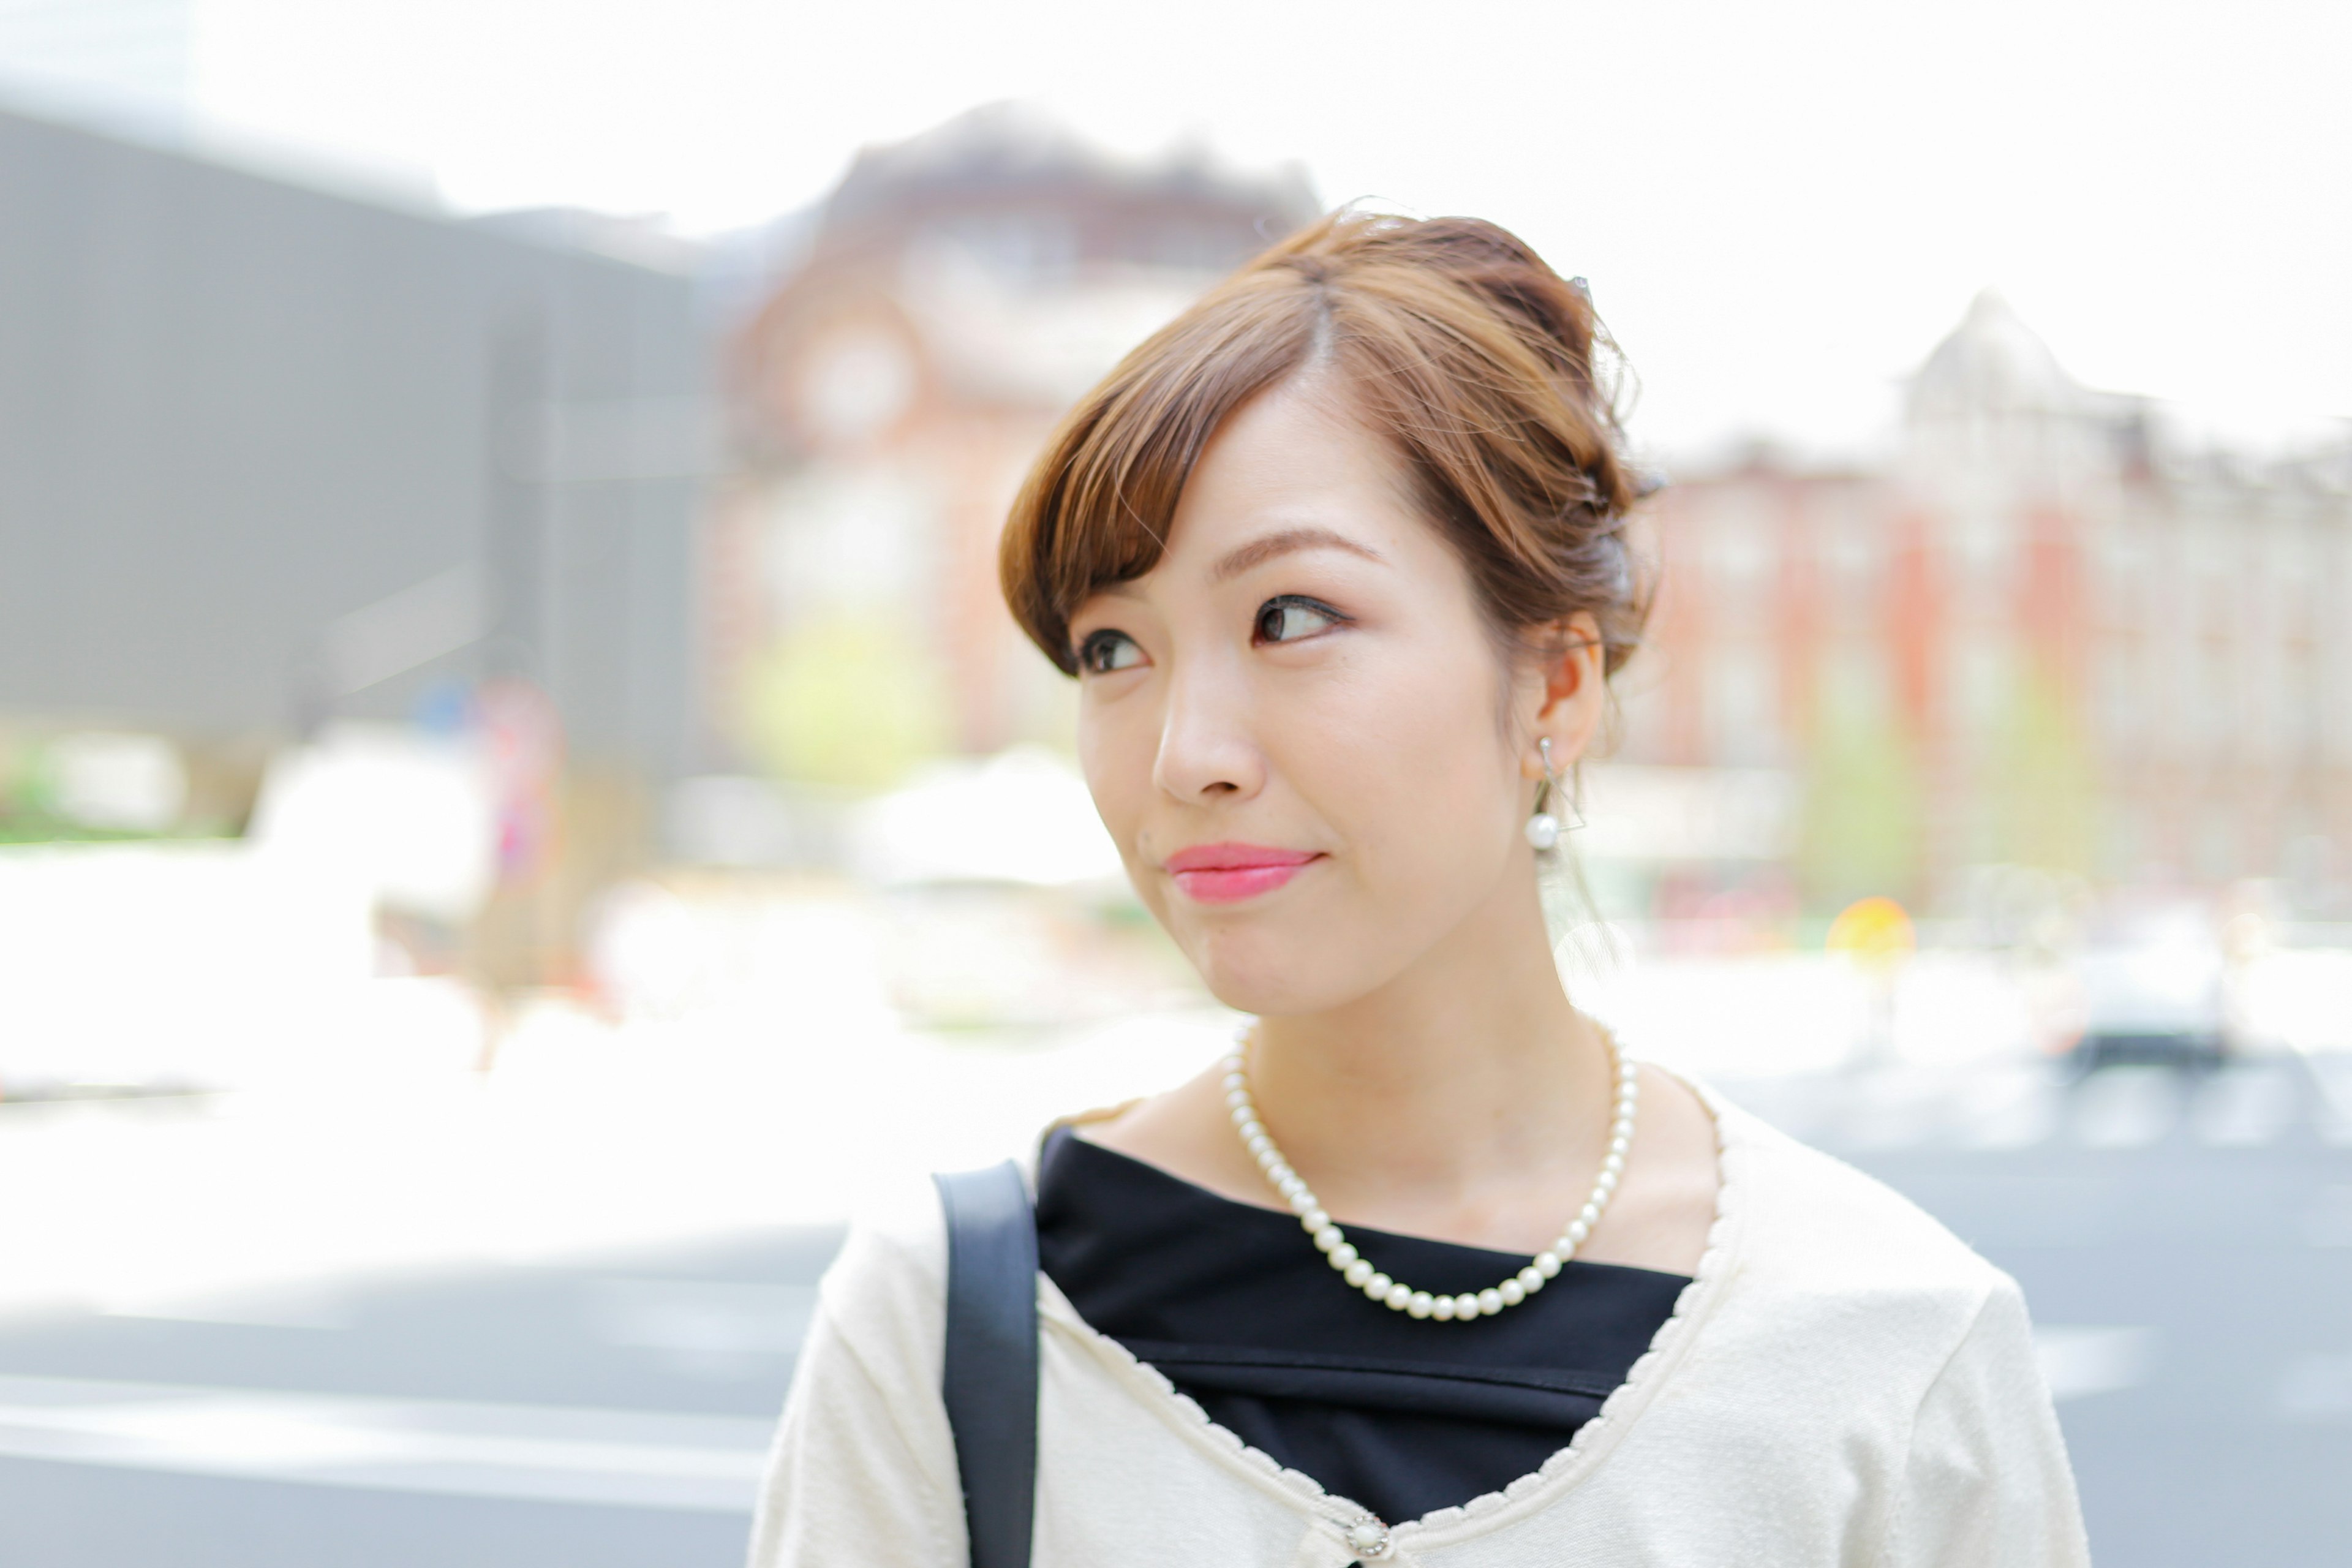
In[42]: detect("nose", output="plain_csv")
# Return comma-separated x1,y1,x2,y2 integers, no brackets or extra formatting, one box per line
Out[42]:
1151,657,1265,804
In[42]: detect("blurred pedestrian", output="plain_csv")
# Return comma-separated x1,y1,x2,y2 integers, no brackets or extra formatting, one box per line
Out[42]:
752,212,2087,1566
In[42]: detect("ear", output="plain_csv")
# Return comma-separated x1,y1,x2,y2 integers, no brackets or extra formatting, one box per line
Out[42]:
1518,612,1607,781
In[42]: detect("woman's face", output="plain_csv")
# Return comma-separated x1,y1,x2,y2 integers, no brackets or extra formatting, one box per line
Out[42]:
1066,377,1571,1016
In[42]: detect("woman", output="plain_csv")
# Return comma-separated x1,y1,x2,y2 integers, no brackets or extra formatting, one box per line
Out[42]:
750,213,2088,1566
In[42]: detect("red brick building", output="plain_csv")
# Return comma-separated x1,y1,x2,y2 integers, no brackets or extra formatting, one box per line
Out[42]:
1623,293,2352,916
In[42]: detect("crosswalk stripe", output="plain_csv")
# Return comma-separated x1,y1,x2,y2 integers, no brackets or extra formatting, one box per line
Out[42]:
0,1374,771,1513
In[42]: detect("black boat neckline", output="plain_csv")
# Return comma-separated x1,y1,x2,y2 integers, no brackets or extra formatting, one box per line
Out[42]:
1044,1122,1694,1286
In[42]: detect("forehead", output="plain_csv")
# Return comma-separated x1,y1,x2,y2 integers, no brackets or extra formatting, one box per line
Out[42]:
1156,377,1428,570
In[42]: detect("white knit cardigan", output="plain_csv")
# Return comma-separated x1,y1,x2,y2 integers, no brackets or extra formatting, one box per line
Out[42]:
748,1076,2091,1567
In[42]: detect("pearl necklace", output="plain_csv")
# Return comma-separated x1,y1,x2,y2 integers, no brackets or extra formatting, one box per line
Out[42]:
1221,1027,1638,1322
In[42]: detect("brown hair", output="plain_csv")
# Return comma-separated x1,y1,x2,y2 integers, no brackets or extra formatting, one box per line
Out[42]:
998,210,1654,702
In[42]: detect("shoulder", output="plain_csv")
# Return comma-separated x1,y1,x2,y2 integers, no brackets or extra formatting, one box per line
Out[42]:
1611,1078,2060,1492
813,1172,952,1387
752,1175,968,1567
1698,1081,2018,1354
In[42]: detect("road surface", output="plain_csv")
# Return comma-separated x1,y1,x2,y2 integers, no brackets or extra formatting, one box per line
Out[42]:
1,1057,2346,1567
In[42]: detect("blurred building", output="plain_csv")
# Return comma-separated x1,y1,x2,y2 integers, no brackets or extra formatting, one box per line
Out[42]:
0,97,709,979
1624,293,2352,918
0,0,193,113
715,104,1319,794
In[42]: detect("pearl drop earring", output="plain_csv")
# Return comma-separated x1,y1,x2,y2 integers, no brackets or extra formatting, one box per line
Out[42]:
1525,737,1570,850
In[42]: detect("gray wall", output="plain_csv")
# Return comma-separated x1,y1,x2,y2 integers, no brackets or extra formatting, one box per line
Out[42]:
0,102,706,777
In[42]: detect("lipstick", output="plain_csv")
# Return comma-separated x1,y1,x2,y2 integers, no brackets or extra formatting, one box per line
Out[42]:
1163,842,1322,905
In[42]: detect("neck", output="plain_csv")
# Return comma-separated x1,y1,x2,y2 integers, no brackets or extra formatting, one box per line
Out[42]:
1245,872,1615,1213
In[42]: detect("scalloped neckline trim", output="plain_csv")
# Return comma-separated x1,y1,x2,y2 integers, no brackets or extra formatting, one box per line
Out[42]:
1033,1062,1749,1548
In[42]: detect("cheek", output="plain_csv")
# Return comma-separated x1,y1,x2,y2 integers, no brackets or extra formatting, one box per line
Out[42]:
1077,698,1153,862
1290,646,1518,892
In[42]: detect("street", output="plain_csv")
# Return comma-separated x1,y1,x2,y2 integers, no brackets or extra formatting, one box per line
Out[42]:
2,1052,2348,1567
0,1220,823,1567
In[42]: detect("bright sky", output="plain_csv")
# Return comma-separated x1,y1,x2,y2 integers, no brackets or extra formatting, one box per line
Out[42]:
184,0,2350,459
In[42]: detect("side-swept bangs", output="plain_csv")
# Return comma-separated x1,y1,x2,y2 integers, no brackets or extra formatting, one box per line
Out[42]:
998,270,1322,673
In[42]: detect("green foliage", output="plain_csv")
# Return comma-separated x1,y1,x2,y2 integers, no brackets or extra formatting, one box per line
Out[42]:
1800,701,1924,911
0,814,170,844
1981,666,2096,878
741,614,953,792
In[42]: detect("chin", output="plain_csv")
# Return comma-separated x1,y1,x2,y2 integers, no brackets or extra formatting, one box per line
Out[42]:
1180,922,1369,1018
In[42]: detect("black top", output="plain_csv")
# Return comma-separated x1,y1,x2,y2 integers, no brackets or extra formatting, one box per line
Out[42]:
1034,1125,1691,1525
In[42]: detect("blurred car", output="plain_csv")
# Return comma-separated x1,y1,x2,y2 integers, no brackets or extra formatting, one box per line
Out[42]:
2065,905,2233,1074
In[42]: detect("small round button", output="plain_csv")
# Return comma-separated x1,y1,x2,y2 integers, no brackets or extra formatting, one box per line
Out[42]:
1345,1518,1392,1559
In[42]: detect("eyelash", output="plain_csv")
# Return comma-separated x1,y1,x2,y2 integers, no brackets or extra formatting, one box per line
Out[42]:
1074,595,1352,676
1254,595,1349,644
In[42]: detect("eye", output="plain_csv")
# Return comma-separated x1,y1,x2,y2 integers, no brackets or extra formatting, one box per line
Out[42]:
1254,595,1345,645
1077,629,1145,675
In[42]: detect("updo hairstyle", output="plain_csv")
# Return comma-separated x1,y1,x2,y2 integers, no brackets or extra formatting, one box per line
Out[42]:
997,210,1654,723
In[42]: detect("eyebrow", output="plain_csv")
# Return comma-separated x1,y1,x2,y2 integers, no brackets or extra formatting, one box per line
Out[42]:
1209,526,1386,584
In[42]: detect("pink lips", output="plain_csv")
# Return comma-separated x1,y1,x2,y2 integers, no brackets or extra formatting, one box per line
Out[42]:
1163,842,1323,904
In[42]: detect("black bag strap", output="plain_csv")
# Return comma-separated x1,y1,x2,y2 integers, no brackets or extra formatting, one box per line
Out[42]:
933,1161,1038,1568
